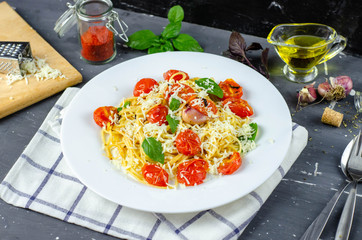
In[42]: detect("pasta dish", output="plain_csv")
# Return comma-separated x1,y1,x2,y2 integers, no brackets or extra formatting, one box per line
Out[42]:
93,69,257,188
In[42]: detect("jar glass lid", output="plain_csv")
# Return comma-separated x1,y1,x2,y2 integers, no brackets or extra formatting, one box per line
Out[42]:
78,0,113,17
54,2,77,38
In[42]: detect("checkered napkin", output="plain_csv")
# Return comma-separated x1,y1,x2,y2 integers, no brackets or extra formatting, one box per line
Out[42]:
0,87,308,240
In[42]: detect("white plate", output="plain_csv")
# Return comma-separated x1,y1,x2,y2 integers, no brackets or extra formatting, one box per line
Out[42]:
61,52,292,213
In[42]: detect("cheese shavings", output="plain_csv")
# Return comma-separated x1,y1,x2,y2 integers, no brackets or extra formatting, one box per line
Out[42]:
4,57,66,85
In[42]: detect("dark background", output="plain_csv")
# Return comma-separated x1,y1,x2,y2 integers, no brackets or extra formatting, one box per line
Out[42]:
113,0,362,56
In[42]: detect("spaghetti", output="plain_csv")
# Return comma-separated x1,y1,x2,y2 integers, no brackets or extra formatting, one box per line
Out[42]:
93,69,257,188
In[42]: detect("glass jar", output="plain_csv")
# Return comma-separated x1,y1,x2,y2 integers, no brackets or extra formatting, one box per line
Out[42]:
54,0,128,64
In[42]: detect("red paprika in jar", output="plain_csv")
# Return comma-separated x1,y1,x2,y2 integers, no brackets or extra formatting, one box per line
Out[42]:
80,26,114,62
54,0,128,65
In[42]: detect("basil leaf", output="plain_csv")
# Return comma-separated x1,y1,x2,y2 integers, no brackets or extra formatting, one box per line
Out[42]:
148,45,163,54
169,98,181,111
148,40,174,54
238,123,258,141
123,101,131,108
168,5,184,23
162,40,174,51
249,123,258,141
229,31,247,57
173,34,204,52
195,78,224,98
259,48,270,79
117,101,131,112
246,42,263,51
127,30,157,50
126,6,203,56
161,22,181,39
142,137,164,164
151,37,161,47
166,115,179,134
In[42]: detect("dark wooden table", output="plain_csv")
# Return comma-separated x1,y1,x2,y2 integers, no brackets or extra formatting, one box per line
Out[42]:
1,0,361,239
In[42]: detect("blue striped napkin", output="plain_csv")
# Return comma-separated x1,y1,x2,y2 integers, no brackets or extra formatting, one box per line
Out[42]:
0,87,308,240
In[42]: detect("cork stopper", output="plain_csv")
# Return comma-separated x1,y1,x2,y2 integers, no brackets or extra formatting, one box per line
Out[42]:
321,107,344,127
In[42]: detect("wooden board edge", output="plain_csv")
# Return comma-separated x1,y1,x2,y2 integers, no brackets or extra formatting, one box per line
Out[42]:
0,77,82,119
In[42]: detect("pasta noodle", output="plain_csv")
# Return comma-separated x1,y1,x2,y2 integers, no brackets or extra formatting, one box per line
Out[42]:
96,70,257,188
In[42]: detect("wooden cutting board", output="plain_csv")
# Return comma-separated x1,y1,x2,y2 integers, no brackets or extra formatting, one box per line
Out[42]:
0,1,82,119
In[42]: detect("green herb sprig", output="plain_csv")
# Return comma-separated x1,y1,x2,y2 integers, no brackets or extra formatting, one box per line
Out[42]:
195,78,224,98
238,123,258,141
166,115,179,133
126,5,204,54
117,101,131,112
142,137,165,164
169,98,181,111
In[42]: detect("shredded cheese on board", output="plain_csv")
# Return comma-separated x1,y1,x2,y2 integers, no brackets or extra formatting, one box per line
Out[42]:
4,57,66,85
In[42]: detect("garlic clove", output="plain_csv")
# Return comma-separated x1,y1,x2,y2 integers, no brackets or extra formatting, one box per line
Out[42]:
182,107,209,124
297,82,317,106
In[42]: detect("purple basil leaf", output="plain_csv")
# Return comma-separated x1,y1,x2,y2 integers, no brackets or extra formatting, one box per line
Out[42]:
229,31,246,56
261,48,269,69
227,31,269,77
223,50,246,62
244,57,258,71
260,48,270,79
246,42,263,51
259,65,268,78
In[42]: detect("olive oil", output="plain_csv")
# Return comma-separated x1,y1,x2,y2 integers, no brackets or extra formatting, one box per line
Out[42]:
276,35,329,71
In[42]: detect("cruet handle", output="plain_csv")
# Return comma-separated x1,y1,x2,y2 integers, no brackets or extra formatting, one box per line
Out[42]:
319,35,347,64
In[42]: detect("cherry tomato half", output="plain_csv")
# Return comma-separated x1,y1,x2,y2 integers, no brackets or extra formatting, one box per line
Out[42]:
93,106,118,127
133,78,159,97
177,159,208,186
147,104,168,125
189,97,218,116
165,83,195,102
142,164,169,187
175,129,201,156
219,78,243,100
217,152,242,175
222,97,253,118
163,69,190,82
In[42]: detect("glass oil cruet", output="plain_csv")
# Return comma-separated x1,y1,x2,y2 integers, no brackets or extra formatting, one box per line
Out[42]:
267,23,346,83
54,0,128,64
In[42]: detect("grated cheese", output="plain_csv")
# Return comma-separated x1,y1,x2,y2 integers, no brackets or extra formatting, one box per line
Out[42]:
4,57,66,85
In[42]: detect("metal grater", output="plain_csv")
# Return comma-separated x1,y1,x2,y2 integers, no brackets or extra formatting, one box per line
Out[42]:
0,41,33,75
